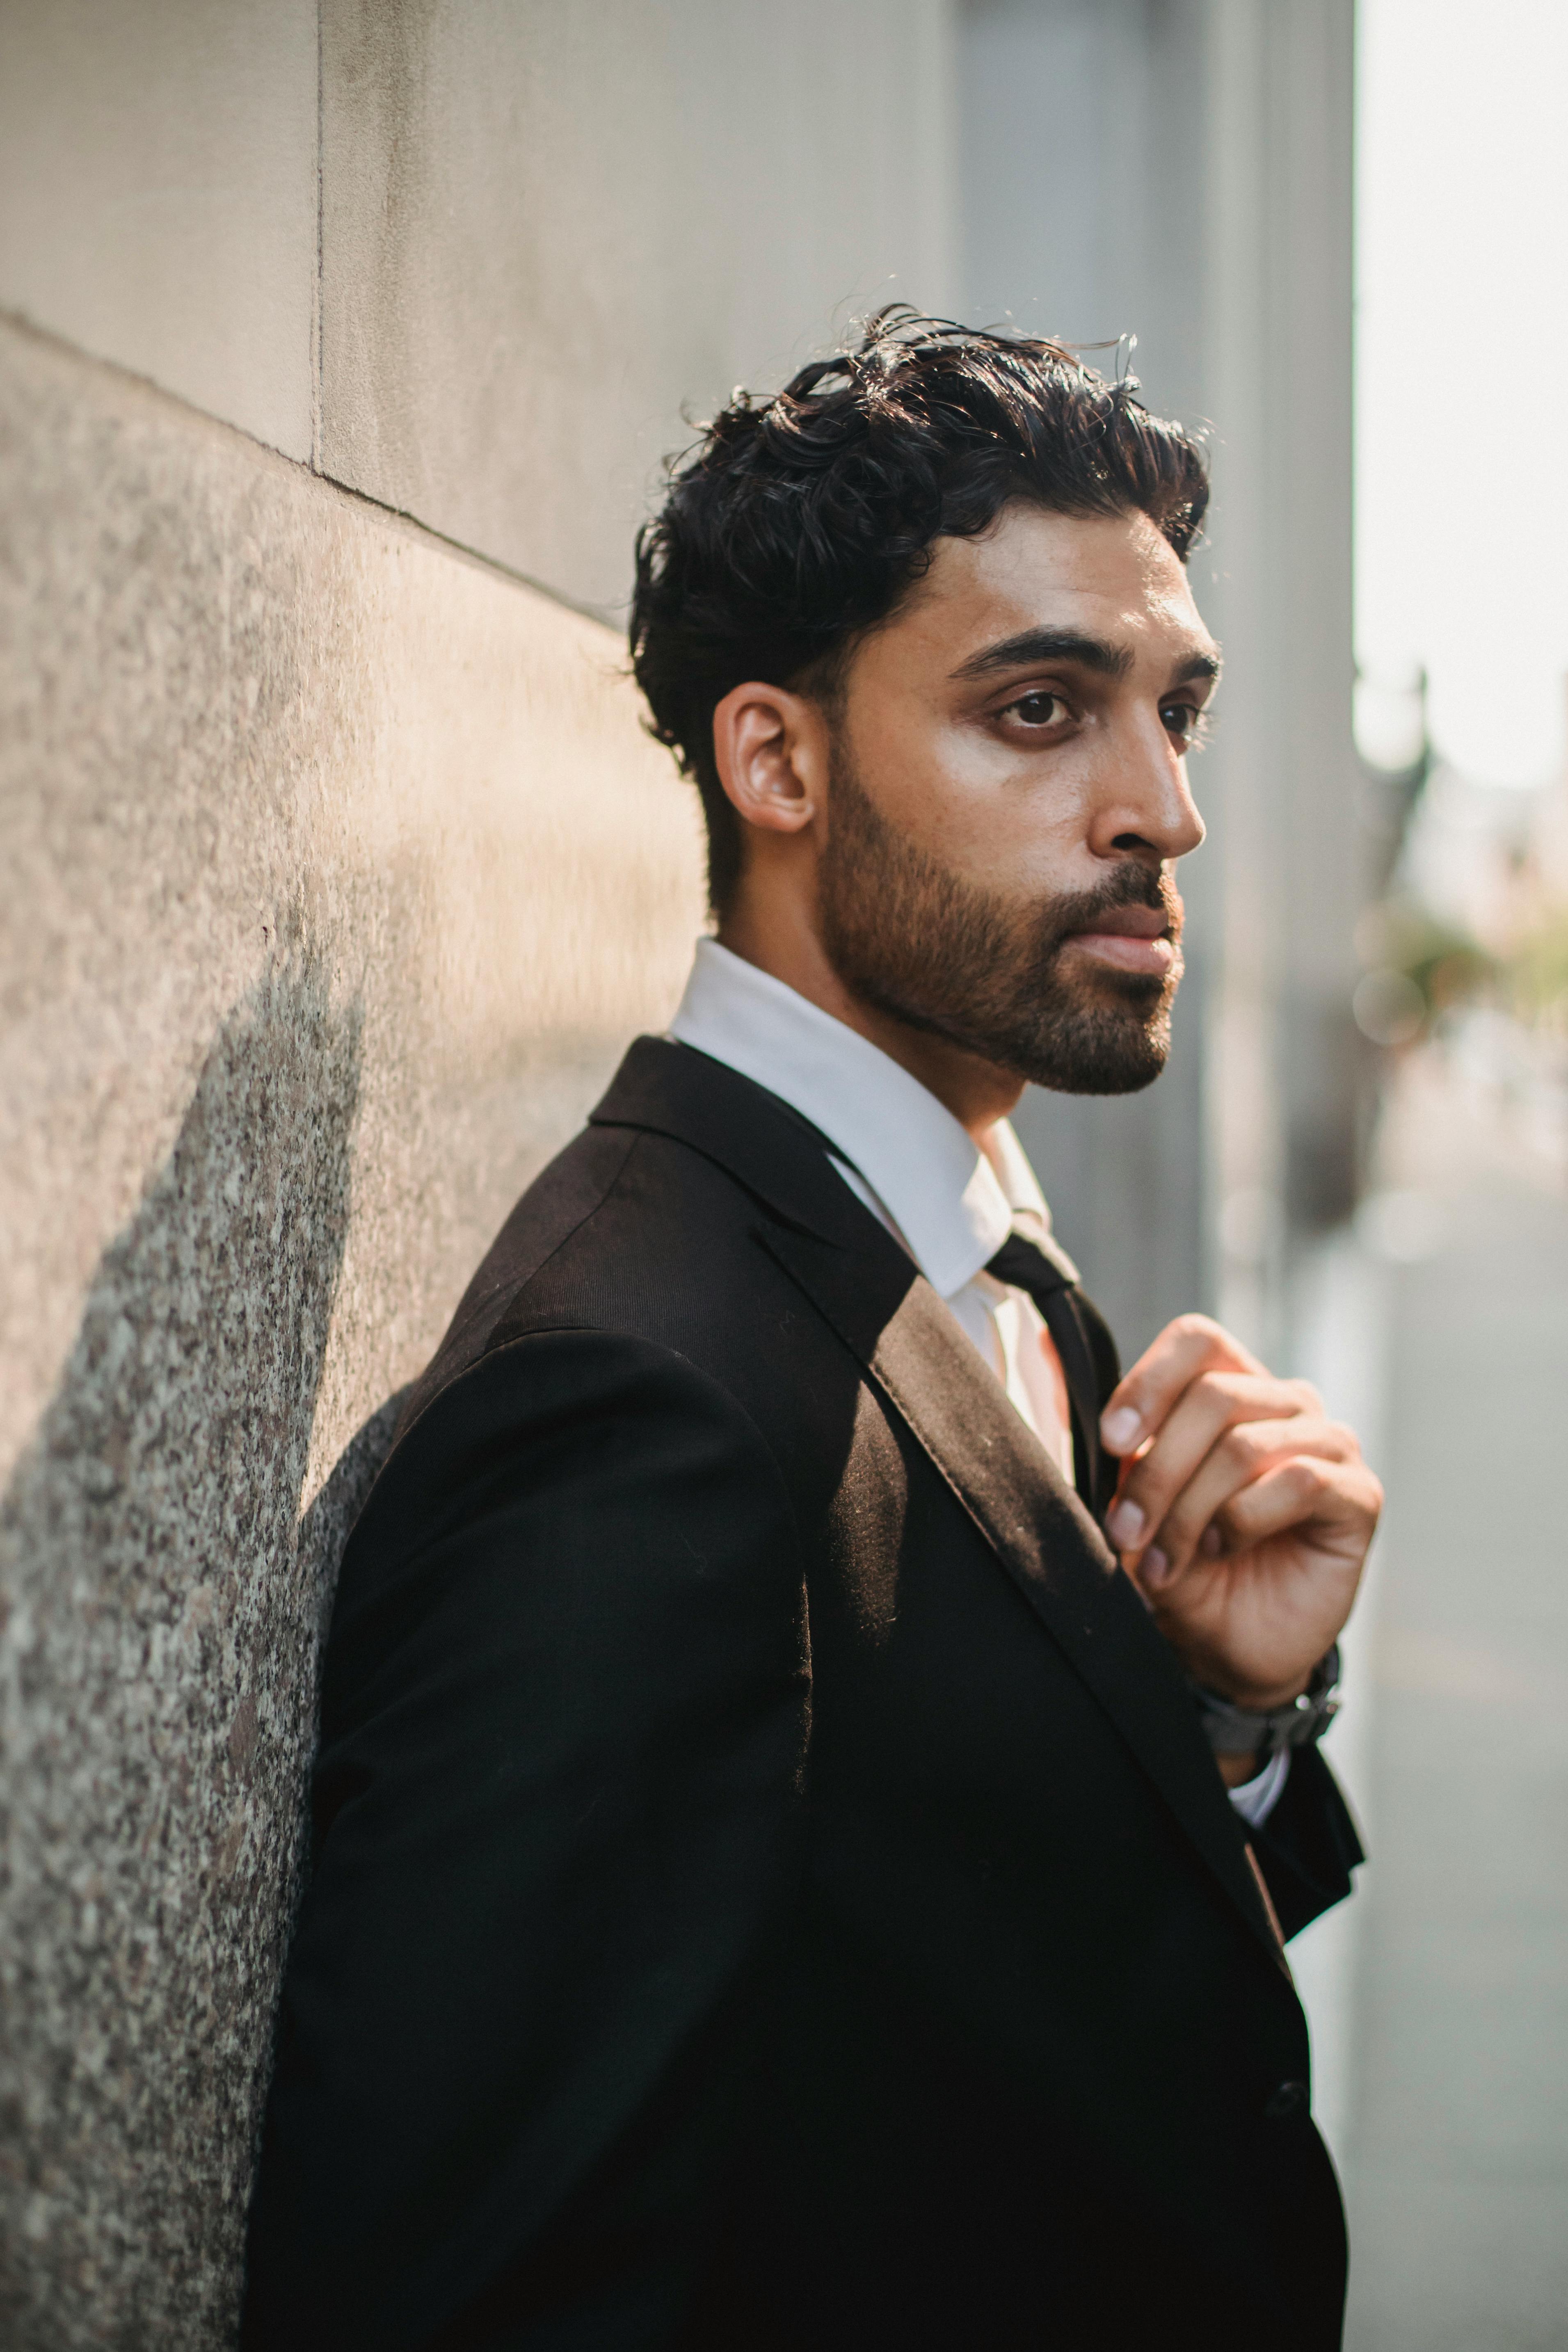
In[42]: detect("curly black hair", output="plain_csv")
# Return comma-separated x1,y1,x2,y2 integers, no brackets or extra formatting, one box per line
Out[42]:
630,308,1210,914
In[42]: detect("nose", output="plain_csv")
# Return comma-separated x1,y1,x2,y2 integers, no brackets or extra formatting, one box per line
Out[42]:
1092,713,1206,864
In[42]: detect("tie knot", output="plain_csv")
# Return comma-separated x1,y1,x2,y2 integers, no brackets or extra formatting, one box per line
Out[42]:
986,1229,1080,1304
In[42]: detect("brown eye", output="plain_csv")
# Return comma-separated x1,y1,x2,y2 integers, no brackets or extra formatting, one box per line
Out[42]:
1161,700,1207,747
1010,691,1065,728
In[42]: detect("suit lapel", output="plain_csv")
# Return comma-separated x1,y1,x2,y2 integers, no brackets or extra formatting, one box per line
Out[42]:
592,1037,1286,1970
759,1218,1288,1973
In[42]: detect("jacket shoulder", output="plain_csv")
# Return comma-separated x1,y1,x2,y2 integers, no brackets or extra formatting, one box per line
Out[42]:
397,1112,794,1443
392,1120,641,1438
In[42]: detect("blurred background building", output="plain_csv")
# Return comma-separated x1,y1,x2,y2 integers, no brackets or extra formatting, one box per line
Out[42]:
1324,5,1568,2345
0,2,1561,2347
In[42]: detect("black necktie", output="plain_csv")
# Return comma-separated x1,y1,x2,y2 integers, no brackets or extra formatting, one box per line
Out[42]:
985,1231,1122,1521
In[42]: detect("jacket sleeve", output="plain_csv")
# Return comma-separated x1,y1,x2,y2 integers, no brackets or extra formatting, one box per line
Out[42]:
1249,1741,1365,1943
242,1328,811,2352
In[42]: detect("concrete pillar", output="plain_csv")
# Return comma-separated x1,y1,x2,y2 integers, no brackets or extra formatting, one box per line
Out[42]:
956,0,1364,1361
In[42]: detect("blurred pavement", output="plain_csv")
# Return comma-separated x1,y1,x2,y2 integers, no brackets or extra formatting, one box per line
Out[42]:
1305,1051,1568,2350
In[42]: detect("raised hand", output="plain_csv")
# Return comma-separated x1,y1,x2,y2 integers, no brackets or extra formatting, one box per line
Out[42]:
1099,1315,1382,1710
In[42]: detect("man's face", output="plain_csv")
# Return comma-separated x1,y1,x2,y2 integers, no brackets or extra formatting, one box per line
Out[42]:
814,503,1216,1094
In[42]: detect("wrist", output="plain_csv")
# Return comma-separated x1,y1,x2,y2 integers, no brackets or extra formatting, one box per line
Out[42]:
1158,1625,1314,1714
1187,1646,1342,1760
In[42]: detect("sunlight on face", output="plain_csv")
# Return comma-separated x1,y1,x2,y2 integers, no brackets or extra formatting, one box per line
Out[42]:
815,505,1216,1094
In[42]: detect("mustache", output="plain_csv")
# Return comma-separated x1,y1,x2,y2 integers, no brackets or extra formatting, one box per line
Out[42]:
1035,864,1182,956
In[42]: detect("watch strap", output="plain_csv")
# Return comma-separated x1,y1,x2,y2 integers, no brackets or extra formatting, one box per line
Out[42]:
1189,1644,1342,1758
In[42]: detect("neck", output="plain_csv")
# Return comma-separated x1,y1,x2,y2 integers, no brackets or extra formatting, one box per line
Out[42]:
715,896,1025,1147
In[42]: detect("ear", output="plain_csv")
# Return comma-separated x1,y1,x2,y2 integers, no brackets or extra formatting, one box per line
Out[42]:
711,681,826,837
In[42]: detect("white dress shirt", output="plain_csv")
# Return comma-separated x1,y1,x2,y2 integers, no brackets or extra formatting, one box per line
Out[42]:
668,937,1287,1827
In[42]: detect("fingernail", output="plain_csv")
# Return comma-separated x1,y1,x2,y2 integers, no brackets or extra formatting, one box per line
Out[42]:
1102,1406,1141,1452
1107,1499,1145,1547
1144,1546,1171,1586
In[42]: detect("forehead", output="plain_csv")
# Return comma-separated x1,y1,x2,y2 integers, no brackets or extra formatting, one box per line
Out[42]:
885,503,1212,671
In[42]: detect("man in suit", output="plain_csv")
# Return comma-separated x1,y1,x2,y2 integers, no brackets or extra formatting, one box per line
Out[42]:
244,317,1380,2350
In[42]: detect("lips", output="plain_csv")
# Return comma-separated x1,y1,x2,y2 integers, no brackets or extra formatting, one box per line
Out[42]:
1064,904,1177,976
1072,906,1170,942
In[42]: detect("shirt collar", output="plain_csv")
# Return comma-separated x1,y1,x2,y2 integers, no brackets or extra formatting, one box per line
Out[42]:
667,939,1052,1299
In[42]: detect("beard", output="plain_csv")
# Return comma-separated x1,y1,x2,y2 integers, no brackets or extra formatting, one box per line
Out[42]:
815,751,1184,1096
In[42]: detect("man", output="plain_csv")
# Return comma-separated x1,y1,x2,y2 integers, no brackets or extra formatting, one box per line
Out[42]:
244,317,1379,2350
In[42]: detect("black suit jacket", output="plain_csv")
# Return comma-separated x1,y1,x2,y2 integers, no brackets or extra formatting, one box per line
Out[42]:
243,1039,1362,2351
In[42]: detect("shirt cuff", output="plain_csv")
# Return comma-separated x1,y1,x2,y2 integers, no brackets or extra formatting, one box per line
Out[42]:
1226,1745,1291,1828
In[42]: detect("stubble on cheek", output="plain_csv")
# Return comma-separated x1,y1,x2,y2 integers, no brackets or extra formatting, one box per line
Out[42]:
816,757,1185,1096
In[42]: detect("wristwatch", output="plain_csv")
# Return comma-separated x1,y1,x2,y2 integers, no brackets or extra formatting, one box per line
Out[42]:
1188,1645,1342,1758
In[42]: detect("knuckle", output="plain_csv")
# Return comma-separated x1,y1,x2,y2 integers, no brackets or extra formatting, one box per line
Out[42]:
1221,1422,1266,1471
1203,1370,1258,1426
1173,1312,1221,1347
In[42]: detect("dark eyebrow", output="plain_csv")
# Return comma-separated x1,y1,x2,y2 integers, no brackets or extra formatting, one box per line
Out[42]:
948,628,1224,690
1172,650,1222,687
949,628,1133,684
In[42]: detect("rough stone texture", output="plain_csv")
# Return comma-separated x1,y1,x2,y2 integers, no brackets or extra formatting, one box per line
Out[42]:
0,315,704,2347
319,0,957,609
0,0,318,462
0,974,365,2344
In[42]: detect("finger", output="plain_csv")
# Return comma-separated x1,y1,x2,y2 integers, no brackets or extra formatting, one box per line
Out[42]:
1210,1454,1384,1559
1134,1459,1385,1701
1104,1373,1328,1558
1100,1314,1272,1458
1135,1416,1362,1584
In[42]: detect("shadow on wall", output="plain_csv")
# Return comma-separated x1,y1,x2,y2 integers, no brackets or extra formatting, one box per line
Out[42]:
0,961,404,2351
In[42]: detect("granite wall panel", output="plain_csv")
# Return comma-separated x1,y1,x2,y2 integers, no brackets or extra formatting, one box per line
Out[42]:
0,314,704,2347
319,0,957,608
0,0,318,461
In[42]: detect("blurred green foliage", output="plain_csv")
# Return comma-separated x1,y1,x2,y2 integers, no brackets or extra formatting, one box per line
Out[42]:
1356,899,1496,1031
1506,909,1568,1029
1358,894,1568,1039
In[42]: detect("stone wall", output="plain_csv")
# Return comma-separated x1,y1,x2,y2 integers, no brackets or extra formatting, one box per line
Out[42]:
0,5,956,2336
0,314,706,2346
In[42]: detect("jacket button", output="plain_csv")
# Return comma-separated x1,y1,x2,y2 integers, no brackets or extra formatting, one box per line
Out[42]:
1264,2080,1309,2121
